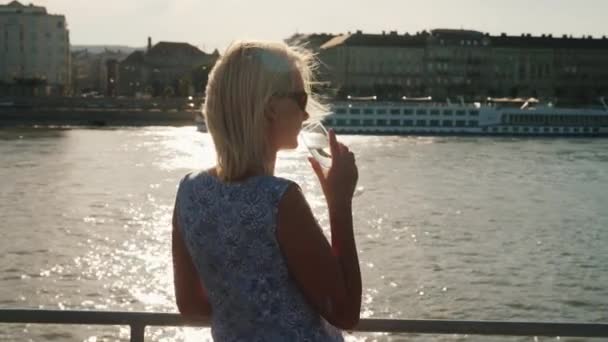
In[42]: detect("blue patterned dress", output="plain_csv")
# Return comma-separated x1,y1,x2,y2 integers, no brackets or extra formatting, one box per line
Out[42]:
175,171,344,341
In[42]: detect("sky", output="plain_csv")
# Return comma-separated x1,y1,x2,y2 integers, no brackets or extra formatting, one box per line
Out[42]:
30,0,608,53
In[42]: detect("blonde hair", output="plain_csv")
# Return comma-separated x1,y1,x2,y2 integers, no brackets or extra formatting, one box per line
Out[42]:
203,40,327,181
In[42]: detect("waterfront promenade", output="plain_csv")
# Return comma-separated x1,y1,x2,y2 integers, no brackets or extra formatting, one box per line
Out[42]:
0,97,202,126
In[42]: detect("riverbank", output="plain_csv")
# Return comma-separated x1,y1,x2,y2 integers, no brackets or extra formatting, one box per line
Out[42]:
0,97,200,126
0,108,197,126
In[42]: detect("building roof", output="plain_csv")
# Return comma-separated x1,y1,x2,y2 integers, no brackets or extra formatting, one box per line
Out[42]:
0,1,47,14
321,31,427,49
147,42,206,58
319,29,608,50
122,51,145,65
491,34,608,50
285,33,336,50
431,29,485,39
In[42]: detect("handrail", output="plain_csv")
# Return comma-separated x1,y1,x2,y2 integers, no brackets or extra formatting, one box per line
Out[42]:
1,309,607,341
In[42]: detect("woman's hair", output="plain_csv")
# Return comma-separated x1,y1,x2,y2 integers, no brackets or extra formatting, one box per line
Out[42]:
203,40,327,181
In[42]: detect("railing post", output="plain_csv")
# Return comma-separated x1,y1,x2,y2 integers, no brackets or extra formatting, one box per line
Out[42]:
130,323,145,342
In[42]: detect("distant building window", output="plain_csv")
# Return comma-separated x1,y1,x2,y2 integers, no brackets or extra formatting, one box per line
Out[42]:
390,119,400,126
403,109,413,115
336,119,346,125
469,110,479,116
442,120,453,127
364,108,374,115
350,119,361,126
456,120,466,127
443,110,453,115
429,120,439,126
403,120,413,126
363,119,374,126
377,109,386,114
336,108,346,114
456,110,466,116
416,120,427,127
390,108,400,115
416,109,426,115
377,119,387,126
468,120,478,127
349,108,360,114
430,109,440,115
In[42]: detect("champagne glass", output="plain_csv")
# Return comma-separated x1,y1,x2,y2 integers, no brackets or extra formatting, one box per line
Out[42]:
299,122,332,168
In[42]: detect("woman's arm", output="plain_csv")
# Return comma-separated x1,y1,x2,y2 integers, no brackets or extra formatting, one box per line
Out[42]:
276,130,361,330
276,186,361,329
172,203,212,317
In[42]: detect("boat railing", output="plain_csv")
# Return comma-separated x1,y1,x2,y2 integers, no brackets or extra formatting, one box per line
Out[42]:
1,309,607,342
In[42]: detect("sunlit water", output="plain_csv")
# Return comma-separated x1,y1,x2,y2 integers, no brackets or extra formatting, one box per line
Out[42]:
1,127,607,341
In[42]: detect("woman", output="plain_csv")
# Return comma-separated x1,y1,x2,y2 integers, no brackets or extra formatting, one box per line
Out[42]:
172,40,361,341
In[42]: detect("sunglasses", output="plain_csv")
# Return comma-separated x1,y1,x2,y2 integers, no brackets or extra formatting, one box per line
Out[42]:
278,91,308,111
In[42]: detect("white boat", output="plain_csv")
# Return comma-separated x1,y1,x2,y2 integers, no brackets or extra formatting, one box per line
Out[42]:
323,97,608,136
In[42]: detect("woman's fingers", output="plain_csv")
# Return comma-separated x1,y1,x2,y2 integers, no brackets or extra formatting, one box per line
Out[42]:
328,129,340,158
308,157,325,182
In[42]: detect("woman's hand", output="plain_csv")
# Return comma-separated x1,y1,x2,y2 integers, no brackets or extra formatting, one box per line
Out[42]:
309,129,358,208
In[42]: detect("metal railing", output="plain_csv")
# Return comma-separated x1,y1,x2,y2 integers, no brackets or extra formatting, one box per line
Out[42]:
1,309,608,341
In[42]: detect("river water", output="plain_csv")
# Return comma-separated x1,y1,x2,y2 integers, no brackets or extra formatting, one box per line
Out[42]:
1,127,607,341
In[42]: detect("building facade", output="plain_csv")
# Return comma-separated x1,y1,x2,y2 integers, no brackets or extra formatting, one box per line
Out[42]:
319,29,608,104
117,38,219,97
0,1,70,96
71,48,129,96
